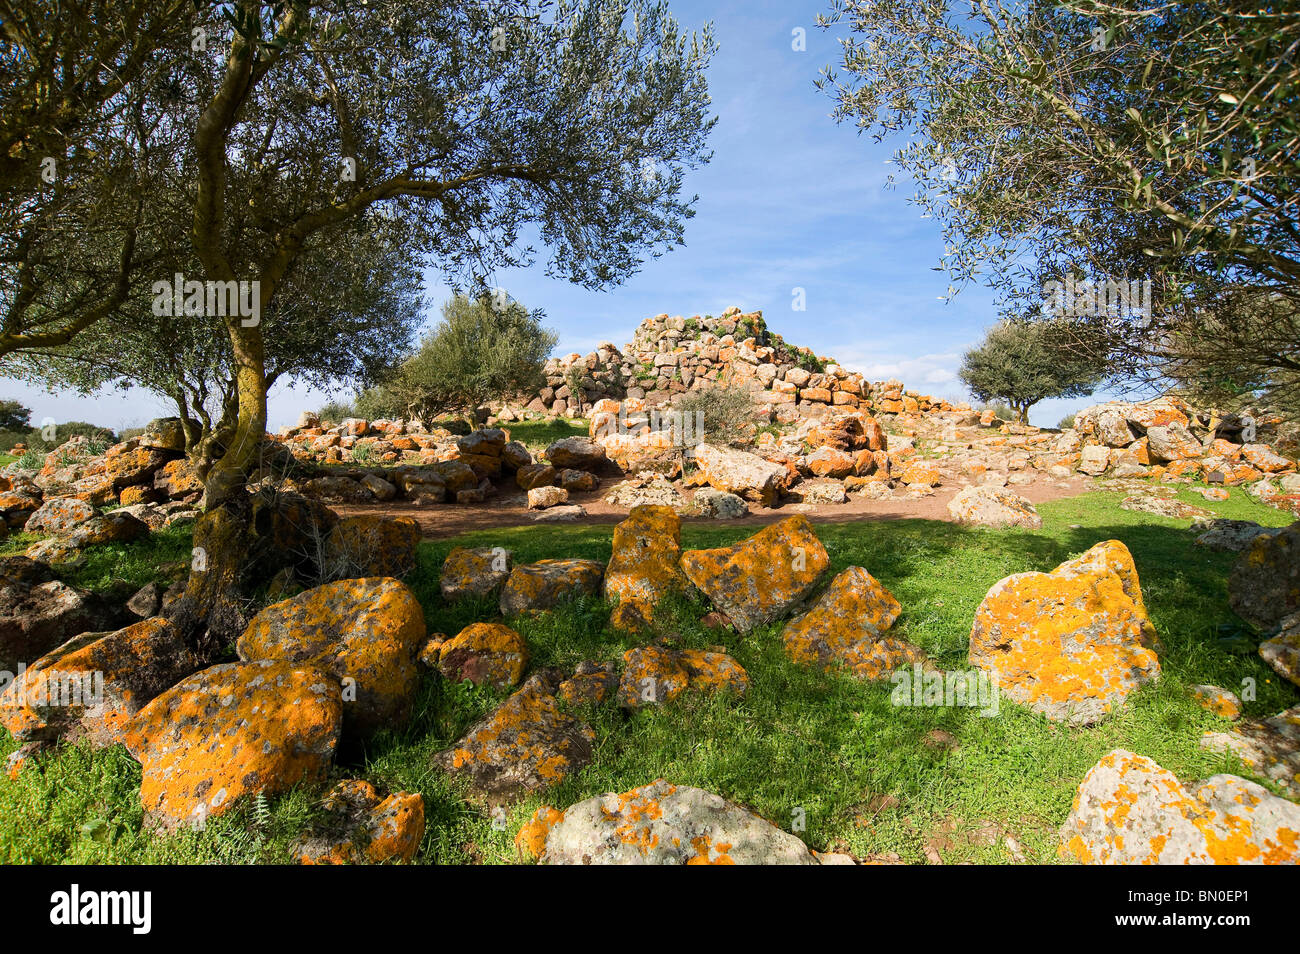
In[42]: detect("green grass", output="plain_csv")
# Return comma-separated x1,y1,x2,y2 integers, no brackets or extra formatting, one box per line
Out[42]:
504,417,588,454
1,483,1296,864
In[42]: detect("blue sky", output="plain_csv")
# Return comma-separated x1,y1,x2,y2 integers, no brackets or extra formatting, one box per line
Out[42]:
2,0,1095,431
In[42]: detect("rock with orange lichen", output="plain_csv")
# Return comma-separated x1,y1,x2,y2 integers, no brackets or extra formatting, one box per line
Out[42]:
537,779,825,865
294,780,425,864
557,660,618,705
437,622,528,690
692,442,789,507
617,645,749,708
946,486,1042,529
439,546,512,601
604,505,688,631
1189,684,1242,720
499,558,605,617
1229,521,1299,631
123,660,342,831
434,671,595,799
237,578,426,738
968,540,1159,725
1260,613,1300,688
515,805,565,861
680,515,830,633
1201,704,1300,800
321,514,421,579
781,566,926,680
0,617,200,746
1059,749,1300,864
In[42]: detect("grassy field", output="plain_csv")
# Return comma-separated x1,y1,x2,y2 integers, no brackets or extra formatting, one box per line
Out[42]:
0,484,1295,864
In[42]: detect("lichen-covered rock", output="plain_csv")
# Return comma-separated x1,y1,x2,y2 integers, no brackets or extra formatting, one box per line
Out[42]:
1260,613,1300,687
557,660,618,705
536,780,823,865
604,475,685,510
692,442,787,507
515,805,565,861
0,568,120,673
153,458,204,498
680,516,829,633
781,566,925,680
434,672,595,798
237,578,426,737
294,780,425,865
439,546,512,601
1120,494,1210,520
1193,518,1281,553
0,617,200,746
1201,705,1300,800
437,622,528,690
1060,749,1300,864
1229,521,1299,631
946,486,1042,528
1145,424,1203,462
515,463,557,491
321,514,421,580
1190,684,1242,720
124,660,342,831
499,558,605,616
968,540,1159,725
22,496,96,535
689,488,749,519
527,485,569,510
617,646,749,708
604,506,688,631
545,437,607,471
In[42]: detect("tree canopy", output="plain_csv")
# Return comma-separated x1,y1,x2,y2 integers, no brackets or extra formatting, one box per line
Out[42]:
357,292,556,423
819,1,1300,397
959,317,1107,423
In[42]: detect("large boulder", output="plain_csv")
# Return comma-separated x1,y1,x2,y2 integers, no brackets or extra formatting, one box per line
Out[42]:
499,559,605,616
22,496,96,535
124,660,342,831
532,780,825,865
439,546,512,601
437,622,528,690
293,780,425,865
781,566,926,680
1201,704,1300,801
434,671,595,799
0,617,200,746
680,516,829,632
604,506,688,631
968,540,1160,725
617,646,749,708
1060,749,1300,864
1260,612,1300,687
0,560,122,672
545,437,607,471
237,577,426,737
946,486,1042,529
1229,521,1299,631
1145,423,1203,462
321,514,421,580
692,443,787,507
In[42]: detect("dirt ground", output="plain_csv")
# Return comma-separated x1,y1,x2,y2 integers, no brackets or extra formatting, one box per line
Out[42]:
334,472,1095,541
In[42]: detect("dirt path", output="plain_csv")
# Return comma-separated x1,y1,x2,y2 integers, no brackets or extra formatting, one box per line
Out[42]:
333,473,1095,541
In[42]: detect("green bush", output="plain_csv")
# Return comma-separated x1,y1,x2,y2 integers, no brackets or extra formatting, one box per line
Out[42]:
1058,413,1077,430
672,383,760,447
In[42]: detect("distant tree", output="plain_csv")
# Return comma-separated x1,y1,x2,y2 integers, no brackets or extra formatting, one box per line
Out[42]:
0,399,31,431
960,318,1106,424
359,293,556,424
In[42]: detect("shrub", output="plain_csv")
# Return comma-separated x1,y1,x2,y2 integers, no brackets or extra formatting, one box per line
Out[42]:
1058,413,1077,430
672,383,760,447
